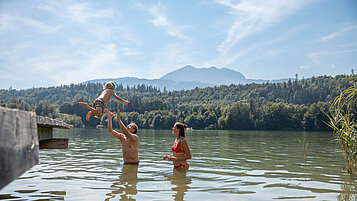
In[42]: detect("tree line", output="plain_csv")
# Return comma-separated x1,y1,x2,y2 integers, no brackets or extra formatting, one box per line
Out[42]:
0,74,354,130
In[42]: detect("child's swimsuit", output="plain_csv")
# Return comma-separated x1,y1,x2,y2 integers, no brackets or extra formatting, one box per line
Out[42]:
93,98,104,109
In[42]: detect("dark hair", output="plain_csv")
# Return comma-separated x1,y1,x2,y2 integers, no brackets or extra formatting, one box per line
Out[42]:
175,122,187,137
132,123,138,134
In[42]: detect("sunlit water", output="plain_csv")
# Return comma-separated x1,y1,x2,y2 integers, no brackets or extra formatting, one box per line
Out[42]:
1,128,356,200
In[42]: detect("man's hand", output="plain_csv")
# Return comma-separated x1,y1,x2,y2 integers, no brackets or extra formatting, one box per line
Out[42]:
105,108,115,119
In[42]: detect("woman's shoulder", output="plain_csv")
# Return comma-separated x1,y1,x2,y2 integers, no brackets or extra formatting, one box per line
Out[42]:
180,137,188,143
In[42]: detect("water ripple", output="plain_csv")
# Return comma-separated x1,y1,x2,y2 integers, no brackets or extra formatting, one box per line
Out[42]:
1,129,356,200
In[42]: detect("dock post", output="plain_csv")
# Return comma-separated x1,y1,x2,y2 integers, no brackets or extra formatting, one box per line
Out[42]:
0,107,39,189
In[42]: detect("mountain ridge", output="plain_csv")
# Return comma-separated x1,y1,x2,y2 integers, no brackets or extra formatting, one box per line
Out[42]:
82,65,291,91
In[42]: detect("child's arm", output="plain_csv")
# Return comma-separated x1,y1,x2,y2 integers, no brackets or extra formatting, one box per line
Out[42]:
116,109,138,142
113,93,130,103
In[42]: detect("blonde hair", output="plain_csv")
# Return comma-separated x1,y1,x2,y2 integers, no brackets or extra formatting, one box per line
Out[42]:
104,81,115,90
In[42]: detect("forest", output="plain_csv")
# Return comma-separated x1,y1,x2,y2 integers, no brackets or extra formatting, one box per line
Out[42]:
0,74,354,130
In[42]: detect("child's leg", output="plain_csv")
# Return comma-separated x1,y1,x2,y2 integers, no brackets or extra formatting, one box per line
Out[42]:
78,102,97,113
94,107,103,118
86,111,93,121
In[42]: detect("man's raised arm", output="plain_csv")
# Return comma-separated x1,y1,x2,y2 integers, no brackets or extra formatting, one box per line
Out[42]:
104,109,124,141
116,109,137,142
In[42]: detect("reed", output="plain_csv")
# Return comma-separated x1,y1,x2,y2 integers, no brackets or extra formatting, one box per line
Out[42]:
298,138,309,178
298,138,308,161
326,77,357,174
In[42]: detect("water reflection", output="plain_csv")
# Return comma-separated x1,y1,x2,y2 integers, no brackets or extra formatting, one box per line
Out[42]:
165,169,192,201
106,164,138,201
1,129,357,200
338,176,357,201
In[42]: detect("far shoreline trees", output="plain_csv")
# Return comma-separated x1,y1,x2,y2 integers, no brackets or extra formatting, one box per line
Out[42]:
0,74,353,130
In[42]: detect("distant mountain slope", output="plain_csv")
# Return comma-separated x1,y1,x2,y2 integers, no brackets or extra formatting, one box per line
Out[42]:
81,65,292,91
82,77,214,91
161,65,247,85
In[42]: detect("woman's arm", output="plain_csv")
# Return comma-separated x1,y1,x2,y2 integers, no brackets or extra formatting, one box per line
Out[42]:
164,139,191,161
176,139,192,161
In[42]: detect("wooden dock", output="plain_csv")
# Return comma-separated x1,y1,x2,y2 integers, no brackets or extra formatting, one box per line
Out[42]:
0,106,70,189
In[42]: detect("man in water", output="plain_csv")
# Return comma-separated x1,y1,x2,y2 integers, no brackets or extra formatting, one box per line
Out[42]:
105,108,139,164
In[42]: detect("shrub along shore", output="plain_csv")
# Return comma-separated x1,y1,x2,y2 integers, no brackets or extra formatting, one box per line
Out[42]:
0,74,354,130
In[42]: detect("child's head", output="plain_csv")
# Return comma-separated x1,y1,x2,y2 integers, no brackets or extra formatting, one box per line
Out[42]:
104,81,116,90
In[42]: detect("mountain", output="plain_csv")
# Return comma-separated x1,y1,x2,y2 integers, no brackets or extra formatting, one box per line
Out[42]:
160,65,248,85
81,66,291,91
81,77,214,91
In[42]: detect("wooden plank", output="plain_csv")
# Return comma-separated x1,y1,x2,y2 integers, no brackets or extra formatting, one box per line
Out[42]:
39,138,69,149
37,127,53,141
36,116,70,129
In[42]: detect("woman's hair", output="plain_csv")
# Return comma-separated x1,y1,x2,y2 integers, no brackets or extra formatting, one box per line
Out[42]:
175,122,188,137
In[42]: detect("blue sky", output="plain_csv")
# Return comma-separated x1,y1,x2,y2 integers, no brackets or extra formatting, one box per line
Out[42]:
0,0,356,89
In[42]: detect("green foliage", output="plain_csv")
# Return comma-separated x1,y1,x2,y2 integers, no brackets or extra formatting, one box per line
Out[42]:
326,77,357,174
56,113,83,128
0,74,353,131
2,98,34,111
35,101,56,117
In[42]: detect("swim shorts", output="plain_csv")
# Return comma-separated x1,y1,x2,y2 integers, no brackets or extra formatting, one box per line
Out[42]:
93,98,104,109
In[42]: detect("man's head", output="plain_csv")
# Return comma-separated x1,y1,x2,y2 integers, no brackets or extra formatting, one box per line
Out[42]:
127,123,138,134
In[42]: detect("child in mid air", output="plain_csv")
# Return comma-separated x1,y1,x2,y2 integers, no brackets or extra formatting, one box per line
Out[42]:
78,81,130,121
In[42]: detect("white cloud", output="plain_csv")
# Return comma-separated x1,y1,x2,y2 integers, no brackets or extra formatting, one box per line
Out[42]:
0,14,14,34
0,13,62,35
121,48,143,57
140,3,191,41
20,17,63,34
340,42,357,48
37,1,115,41
38,1,113,24
86,44,117,71
148,43,196,78
206,25,306,68
299,65,309,70
307,49,357,64
321,25,357,41
215,0,314,55
66,3,112,23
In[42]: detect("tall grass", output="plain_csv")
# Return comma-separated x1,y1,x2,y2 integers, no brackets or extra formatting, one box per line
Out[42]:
326,77,357,174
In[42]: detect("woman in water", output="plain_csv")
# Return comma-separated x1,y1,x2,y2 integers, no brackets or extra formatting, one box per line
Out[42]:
163,122,192,171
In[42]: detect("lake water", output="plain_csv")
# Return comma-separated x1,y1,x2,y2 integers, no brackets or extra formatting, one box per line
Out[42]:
1,128,356,200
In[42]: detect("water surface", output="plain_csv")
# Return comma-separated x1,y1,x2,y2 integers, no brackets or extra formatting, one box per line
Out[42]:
1,128,356,200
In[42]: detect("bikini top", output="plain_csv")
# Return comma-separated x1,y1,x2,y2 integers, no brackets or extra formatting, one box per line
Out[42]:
171,138,184,153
